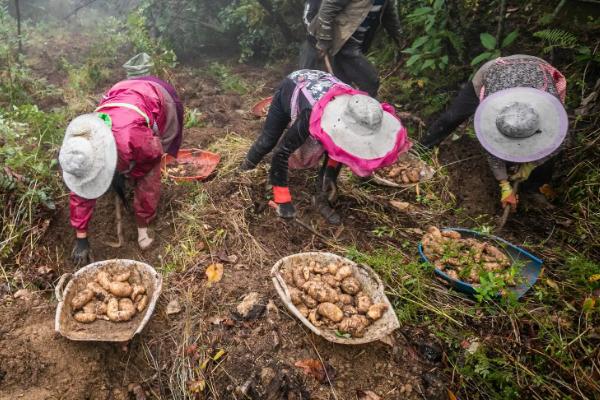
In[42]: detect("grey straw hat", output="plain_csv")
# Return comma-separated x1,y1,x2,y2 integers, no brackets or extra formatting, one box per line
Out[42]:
474,87,568,163
59,114,117,199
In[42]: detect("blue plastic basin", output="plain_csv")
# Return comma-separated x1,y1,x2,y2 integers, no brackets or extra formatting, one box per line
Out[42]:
418,228,543,299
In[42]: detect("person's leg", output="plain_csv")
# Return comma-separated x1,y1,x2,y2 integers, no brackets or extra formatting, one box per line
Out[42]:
522,158,556,193
335,52,380,97
299,39,320,70
244,80,293,167
421,82,480,148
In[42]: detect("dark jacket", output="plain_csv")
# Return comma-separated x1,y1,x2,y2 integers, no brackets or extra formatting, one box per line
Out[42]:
307,0,402,55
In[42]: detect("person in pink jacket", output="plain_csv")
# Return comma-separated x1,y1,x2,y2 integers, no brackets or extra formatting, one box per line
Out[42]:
58,77,183,265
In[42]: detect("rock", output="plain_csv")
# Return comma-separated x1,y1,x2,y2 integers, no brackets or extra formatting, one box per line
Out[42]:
260,367,276,387
166,299,182,315
13,289,32,301
235,292,265,320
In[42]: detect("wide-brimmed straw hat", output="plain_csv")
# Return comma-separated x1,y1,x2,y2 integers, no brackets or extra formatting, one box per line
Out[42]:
474,87,568,163
320,94,401,160
59,114,117,199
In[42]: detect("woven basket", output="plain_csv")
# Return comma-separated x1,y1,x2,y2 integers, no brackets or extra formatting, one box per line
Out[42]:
271,252,399,345
55,259,162,342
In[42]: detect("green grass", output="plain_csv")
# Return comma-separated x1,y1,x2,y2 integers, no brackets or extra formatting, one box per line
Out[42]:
206,62,249,95
345,245,600,399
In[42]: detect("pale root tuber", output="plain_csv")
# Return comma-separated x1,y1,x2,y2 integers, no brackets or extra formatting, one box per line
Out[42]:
317,302,344,322
340,277,361,295
296,303,309,317
74,311,97,323
442,230,461,240
321,274,339,288
335,265,353,281
308,309,322,327
302,293,318,309
282,268,294,286
289,287,304,305
71,289,94,310
339,315,369,338
87,282,109,300
342,305,358,316
355,292,372,314
107,297,137,322
136,295,148,313
366,303,388,321
327,262,339,275
427,226,442,239
131,284,146,302
96,271,112,291
109,281,133,298
303,281,339,303
292,266,308,288
312,262,329,274
113,271,131,282
339,294,354,305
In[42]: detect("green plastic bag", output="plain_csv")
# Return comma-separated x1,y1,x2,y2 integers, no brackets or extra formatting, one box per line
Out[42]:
123,53,154,77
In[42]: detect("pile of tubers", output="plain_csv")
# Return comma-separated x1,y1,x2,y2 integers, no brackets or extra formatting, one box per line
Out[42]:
70,268,148,323
281,259,388,338
379,157,431,184
422,226,516,285
168,163,198,177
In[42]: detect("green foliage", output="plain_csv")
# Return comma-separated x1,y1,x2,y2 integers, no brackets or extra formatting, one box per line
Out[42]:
533,28,578,52
206,62,249,94
471,30,519,67
402,0,464,75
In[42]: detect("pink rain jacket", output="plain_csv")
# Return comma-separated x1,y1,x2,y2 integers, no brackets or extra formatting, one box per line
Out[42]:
70,79,180,231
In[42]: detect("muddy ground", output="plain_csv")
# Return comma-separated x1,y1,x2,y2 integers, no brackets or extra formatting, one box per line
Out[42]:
0,52,569,399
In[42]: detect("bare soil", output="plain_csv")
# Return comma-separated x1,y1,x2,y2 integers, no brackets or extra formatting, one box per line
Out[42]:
0,62,562,399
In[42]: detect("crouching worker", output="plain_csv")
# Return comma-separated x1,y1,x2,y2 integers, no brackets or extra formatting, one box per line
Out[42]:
421,55,568,210
240,69,411,224
58,77,183,265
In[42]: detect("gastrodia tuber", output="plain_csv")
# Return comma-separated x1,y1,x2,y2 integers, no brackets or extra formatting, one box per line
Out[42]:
71,289,94,310
317,302,344,322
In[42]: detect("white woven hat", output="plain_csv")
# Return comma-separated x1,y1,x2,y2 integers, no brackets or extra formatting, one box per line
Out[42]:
474,87,568,163
59,114,117,199
320,94,401,159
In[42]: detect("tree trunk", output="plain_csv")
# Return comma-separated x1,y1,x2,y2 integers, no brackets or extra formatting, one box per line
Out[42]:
15,0,22,53
255,0,295,40
495,0,507,46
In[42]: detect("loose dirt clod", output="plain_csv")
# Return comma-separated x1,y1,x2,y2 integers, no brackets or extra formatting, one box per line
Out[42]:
235,292,265,320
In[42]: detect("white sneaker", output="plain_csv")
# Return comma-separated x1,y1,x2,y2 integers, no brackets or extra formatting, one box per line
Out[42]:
137,227,154,250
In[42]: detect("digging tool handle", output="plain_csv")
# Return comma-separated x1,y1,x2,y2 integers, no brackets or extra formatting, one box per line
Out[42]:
55,273,72,302
499,181,520,230
268,200,331,242
323,54,334,75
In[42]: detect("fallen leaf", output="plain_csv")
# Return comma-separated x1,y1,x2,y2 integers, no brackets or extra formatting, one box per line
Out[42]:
185,344,198,356
212,348,226,361
583,297,596,313
544,278,559,291
205,263,224,286
357,390,381,400
539,184,557,200
294,359,335,384
166,299,182,315
390,200,410,211
589,274,600,283
188,379,206,393
447,388,458,400
13,288,32,301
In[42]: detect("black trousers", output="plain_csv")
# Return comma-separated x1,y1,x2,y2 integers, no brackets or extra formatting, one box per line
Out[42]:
299,39,380,97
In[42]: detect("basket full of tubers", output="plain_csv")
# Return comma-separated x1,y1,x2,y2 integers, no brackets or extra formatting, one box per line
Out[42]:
55,259,162,342
271,252,400,345
372,152,435,187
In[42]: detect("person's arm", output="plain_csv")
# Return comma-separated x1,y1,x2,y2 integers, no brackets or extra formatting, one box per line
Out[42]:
421,81,480,148
316,0,353,47
269,109,312,217
381,0,403,47
69,192,96,265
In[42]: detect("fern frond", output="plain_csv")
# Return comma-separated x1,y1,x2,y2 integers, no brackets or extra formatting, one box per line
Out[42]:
533,29,578,49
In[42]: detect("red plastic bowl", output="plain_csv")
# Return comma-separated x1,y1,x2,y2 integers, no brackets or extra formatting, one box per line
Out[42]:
161,149,221,182
251,96,273,118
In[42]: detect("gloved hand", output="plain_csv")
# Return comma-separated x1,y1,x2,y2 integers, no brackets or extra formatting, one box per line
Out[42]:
137,227,154,250
272,186,296,219
499,180,518,209
510,162,536,182
275,202,297,219
72,237,91,266
239,158,257,172
316,39,332,56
